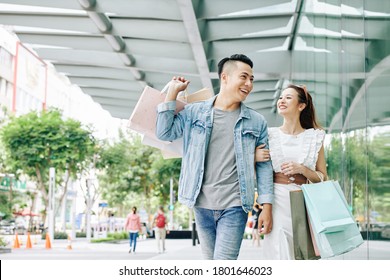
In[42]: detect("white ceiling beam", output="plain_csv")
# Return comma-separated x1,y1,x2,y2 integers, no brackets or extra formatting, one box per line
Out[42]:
55,64,139,80
177,0,213,90
70,77,141,91
0,13,98,33
18,34,111,51
77,0,144,80
0,0,81,9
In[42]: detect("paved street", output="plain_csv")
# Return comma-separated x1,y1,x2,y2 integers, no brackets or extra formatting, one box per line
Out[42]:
1,234,261,260
2,235,389,280
1,234,390,260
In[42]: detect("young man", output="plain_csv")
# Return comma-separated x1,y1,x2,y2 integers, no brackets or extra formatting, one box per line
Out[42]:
156,54,273,260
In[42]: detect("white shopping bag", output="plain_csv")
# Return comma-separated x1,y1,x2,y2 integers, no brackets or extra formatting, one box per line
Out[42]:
128,85,213,158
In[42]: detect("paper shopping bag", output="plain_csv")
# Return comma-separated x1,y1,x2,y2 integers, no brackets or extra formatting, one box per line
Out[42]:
177,88,212,103
290,190,320,260
128,86,213,158
302,180,356,234
142,135,183,159
302,181,364,258
128,86,186,139
160,149,182,159
311,221,364,259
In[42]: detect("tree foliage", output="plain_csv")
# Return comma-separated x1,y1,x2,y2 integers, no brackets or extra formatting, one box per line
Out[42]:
367,131,390,221
0,109,96,221
149,153,181,205
96,131,183,223
326,130,390,222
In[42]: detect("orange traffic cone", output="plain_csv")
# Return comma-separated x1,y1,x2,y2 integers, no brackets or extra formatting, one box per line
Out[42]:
13,232,20,248
45,233,52,249
26,232,32,249
66,234,72,250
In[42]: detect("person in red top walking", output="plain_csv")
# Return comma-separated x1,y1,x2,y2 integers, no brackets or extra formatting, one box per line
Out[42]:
153,206,169,253
124,206,142,254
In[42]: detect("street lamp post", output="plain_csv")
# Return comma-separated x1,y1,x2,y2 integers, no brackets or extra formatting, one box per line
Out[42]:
86,178,92,242
169,177,174,229
48,167,55,241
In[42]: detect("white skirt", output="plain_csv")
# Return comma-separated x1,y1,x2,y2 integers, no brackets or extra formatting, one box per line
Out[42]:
261,183,301,260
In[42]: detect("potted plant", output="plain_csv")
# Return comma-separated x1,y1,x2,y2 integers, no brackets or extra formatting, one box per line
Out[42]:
0,236,11,253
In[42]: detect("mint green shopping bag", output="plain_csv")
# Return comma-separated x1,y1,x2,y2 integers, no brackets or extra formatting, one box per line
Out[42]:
301,180,364,258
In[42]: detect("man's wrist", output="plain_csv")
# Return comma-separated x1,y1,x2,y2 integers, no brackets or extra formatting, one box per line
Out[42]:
165,88,180,101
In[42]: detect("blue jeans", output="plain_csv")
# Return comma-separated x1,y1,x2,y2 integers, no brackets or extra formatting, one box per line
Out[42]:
129,232,138,251
194,206,247,260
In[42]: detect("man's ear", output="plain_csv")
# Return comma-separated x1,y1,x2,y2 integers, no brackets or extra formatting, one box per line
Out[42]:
220,71,228,84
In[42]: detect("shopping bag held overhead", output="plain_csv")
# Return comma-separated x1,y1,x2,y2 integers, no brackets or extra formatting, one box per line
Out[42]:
128,85,186,139
128,84,213,158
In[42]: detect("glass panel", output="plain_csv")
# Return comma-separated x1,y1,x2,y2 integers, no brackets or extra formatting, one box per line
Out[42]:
365,1,390,259
365,0,390,259
293,0,390,259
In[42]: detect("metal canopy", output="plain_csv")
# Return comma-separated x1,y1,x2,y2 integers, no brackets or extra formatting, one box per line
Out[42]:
0,0,389,131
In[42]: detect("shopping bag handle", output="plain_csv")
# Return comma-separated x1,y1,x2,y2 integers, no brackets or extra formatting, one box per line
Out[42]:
161,82,171,94
308,171,324,184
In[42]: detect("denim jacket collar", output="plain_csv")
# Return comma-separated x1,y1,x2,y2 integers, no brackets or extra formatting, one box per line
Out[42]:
203,94,252,120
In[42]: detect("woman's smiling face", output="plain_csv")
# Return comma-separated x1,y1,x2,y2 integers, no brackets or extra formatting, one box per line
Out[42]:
277,88,305,116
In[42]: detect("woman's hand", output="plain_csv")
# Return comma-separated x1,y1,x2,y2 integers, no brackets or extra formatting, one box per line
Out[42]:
281,161,304,176
255,143,270,162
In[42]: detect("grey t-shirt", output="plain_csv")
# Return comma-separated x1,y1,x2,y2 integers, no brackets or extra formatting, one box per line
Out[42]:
195,108,241,210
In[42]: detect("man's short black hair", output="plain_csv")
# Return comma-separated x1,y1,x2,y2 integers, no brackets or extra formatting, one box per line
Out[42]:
217,54,253,78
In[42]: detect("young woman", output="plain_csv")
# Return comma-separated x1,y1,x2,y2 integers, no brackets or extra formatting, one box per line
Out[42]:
256,84,327,259
124,206,141,254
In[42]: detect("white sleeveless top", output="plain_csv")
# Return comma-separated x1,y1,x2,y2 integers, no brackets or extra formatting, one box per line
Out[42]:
268,127,325,172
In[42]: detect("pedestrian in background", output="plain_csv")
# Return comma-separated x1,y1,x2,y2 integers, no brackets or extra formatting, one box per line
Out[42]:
153,206,169,253
124,206,141,254
251,204,262,247
108,213,115,232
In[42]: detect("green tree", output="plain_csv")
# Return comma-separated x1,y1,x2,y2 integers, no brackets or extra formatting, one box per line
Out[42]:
97,132,158,216
0,193,11,219
326,131,376,220
0,141,13,218
368,131,390,221
0,109,96,223
96,132,134,211
149,153,181,205
96,131,184,224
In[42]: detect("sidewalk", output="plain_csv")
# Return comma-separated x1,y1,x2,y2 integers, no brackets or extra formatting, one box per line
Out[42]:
0,235,263,260
1,234,389,260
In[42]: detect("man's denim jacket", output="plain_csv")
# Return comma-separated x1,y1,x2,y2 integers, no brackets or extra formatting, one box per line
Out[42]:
156,95,274,213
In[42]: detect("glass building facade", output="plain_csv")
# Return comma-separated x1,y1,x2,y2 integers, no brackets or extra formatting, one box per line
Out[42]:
288,0,390,259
